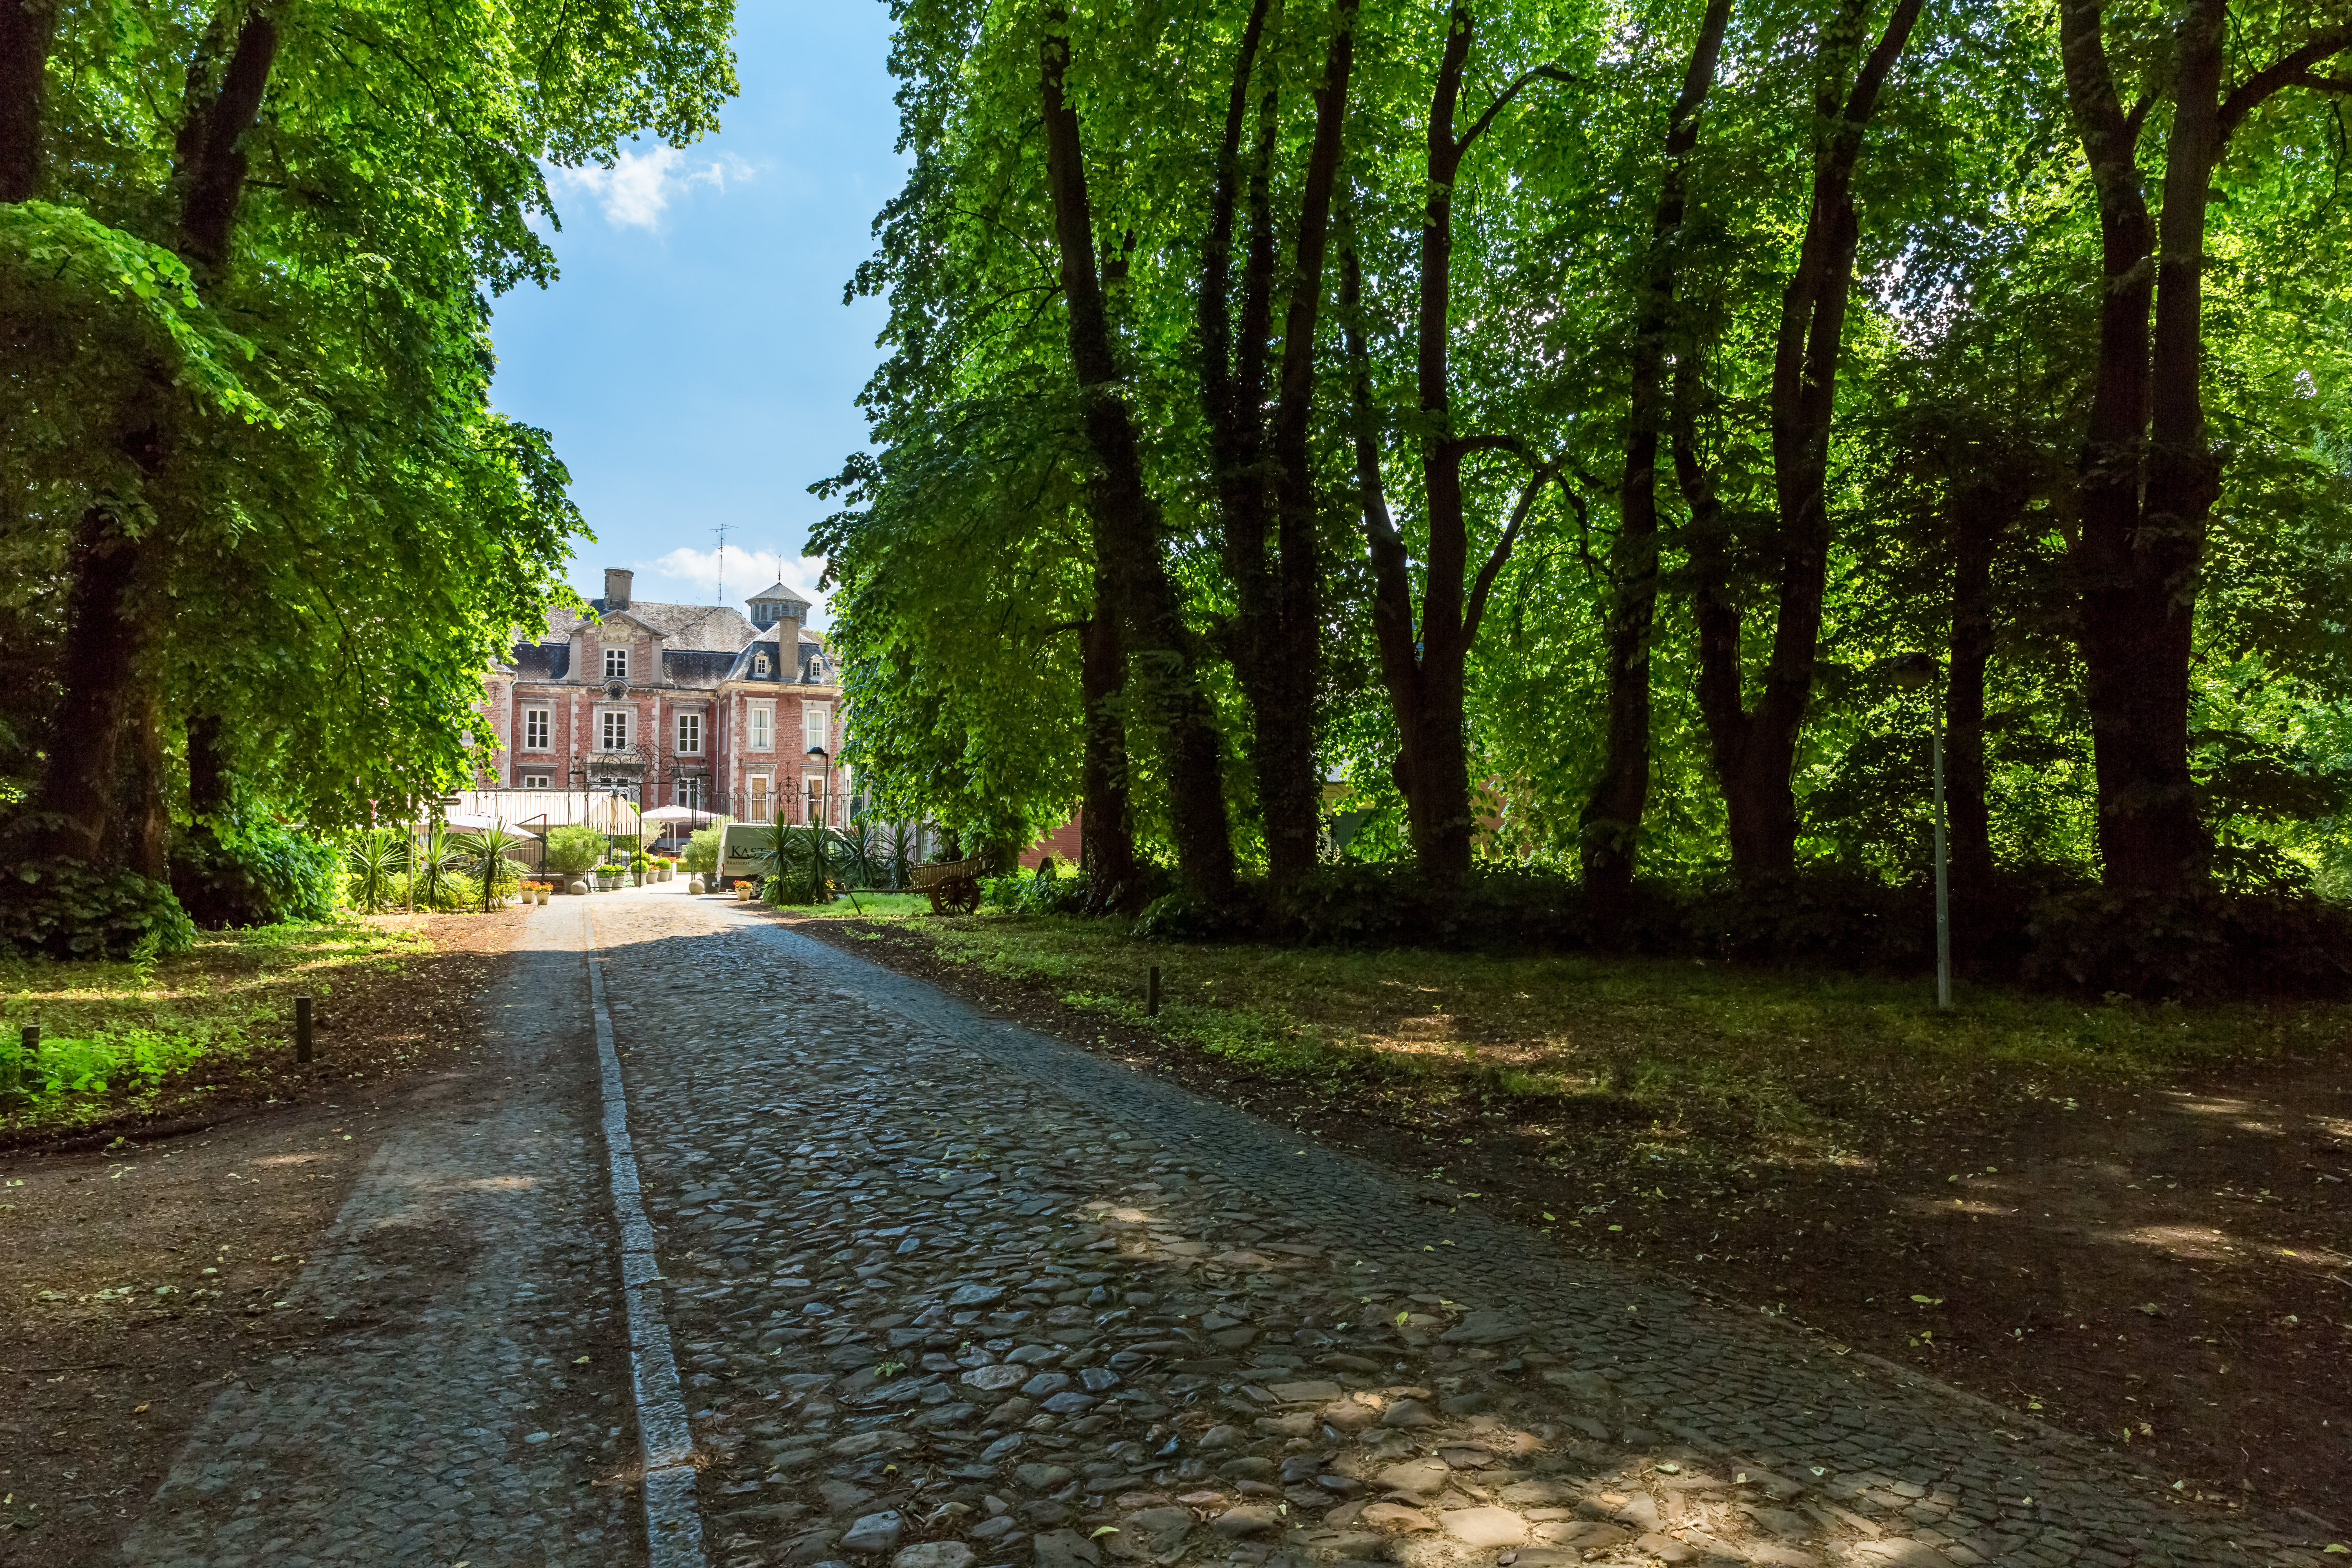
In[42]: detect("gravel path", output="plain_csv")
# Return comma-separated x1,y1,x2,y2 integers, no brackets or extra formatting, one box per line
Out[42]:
587,893,2326,1568
119,911,642,1568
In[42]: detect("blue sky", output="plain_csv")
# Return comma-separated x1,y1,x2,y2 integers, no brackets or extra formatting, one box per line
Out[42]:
488,3,904,626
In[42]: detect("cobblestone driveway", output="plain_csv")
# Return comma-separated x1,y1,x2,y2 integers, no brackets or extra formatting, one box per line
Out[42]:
590,894,2330,1568
120,915,641,1568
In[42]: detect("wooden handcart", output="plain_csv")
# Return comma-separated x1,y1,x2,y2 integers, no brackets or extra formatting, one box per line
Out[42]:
910,856,986,915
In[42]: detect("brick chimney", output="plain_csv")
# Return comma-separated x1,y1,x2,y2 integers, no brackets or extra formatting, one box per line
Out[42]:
604,567,633,610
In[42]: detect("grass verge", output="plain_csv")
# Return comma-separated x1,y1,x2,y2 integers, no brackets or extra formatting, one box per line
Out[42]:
0,918,433,1142
856,909,2339,1159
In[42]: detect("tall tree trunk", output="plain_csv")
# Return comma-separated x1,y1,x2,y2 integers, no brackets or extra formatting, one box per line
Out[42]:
1347,7,1564,894
1581,0,1733,913
1260,4,1353,892
1679,0,1920,883
1944,473,2025,913
1079,579,1139,913
1040,10,1237,904
27,503,151,863
0,0,58,201
24,5,279,876
117,687,172,881
1199,0,1355,892
187,710,233,818
2058,3,2352,891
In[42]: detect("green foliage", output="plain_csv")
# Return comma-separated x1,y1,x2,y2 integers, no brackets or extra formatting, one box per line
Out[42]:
680,824,726,876
985,861,1091,916
341,829,406,914
543,825,606,878
752,818,841,905
0,858,196,960
0,0,743,915
2023,889,2352,1000
408,825,463,910
836,0,2352,918
452,826,529,911
169,809,339,930
0,917,423,1136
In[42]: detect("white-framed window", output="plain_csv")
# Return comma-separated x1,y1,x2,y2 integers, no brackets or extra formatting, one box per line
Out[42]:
603,646,628,681
519,772,550,789
522,708,550,750
677,776,704,811
754,652,771,677
749,705,773,751
600,710,630,751
804,701,832,752
676,712,701,754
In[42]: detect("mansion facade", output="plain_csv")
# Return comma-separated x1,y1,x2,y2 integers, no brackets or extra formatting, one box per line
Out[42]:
475,568,847,824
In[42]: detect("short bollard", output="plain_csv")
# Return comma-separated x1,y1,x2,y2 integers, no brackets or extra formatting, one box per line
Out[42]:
1147,965,1162,1018
295,993,314,1065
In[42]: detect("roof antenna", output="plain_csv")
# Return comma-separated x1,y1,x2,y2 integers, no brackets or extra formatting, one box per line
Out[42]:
714,523,731,605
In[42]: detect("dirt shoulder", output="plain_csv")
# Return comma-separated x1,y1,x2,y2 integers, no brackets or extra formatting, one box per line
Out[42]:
778,909,2352,1533
0,912,521,1566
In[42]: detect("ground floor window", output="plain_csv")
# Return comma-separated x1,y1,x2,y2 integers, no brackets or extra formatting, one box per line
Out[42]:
676,776,705,811
519,773,551,789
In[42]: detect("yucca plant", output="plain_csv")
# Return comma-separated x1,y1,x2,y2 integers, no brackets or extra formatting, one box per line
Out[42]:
343,826,405,913
837,818,882,890
410,823,462,909
887,822,915,892
452,825,527,913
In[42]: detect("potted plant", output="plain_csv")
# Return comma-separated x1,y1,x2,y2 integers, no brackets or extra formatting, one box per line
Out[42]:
731,878,752,902
630,849,649,886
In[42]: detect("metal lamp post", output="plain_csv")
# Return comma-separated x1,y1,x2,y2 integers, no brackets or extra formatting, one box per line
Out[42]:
1886,653,1953,1011
806,744,831,830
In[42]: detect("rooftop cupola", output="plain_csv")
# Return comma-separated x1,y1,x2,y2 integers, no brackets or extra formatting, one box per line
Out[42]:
746,581,811,632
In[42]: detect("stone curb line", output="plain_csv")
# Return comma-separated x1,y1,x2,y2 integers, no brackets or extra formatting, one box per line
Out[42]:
586,907,708,1568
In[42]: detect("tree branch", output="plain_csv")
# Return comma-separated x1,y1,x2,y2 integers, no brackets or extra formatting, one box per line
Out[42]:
1463,459,1563,647
1454,64,1576,157
2219,22,2352,142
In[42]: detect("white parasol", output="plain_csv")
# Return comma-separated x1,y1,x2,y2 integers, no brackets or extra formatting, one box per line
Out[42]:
639,805,719,824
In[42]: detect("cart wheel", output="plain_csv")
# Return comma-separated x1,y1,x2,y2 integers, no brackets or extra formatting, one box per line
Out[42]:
951,879,982,915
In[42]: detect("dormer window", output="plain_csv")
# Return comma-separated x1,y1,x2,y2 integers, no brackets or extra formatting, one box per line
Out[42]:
755,653,771,677
603,646,628,681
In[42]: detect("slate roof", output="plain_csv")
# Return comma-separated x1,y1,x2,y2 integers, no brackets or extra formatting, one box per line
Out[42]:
662,649,739,690
723,635,837,686
547,599,758,653
511,641,570,681
746,581,813,610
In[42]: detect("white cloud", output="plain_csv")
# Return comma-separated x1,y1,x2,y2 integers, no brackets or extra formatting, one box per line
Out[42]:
634,544,830,626
552,146,756,232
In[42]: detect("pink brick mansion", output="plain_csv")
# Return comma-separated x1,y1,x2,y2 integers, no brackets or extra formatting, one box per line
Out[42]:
475,568,847,824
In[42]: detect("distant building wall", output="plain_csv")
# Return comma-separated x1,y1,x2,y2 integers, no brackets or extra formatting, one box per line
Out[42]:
1019,814,1082,870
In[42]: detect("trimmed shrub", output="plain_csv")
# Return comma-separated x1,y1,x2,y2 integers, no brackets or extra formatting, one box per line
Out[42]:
543,824,604,878
681,824,724,875
985,862,1093,916
169,811,339,929
0,857,196,959
2024,888,2352,999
